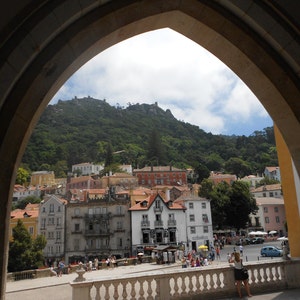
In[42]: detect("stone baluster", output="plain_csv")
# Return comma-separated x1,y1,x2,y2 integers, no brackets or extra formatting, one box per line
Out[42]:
146,278,154,300
103,282,110,300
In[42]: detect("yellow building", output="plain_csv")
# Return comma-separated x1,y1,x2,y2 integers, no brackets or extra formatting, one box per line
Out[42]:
10,204,39,241
30,171,55,187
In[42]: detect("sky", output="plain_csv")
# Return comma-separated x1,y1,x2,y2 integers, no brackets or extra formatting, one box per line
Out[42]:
51,28,273,136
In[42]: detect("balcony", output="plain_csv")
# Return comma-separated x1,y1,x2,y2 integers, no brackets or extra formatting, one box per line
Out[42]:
141,220,150,228
167,219,176,227
153,206,163,213
84,230,111,237
84,213,111,221
154,220,163,227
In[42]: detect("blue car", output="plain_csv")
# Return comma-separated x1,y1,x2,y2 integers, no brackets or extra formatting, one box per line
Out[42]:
260,246,283,257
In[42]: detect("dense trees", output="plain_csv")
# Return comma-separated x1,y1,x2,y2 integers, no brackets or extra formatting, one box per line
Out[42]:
22,97,278,177
8,220,46,272
200,179,258,230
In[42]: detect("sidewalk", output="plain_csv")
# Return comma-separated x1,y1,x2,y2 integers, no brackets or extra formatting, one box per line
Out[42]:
5,262,300,300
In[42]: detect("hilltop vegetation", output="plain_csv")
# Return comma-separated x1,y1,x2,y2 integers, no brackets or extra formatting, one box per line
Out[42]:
22,97,277,179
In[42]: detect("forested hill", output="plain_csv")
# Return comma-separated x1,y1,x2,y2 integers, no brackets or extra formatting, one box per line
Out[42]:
22,97,278,178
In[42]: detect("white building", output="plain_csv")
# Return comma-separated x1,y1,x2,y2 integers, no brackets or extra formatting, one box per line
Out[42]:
251,184,282,198
38,195,67,265
72,162,104,175
129,193,186,255
175,195,213,253
264,166,281,182
12,184,42,203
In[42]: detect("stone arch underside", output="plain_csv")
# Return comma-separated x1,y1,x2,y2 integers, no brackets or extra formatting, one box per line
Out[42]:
1,1,300,297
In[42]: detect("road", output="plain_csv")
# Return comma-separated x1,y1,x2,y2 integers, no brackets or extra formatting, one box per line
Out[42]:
217,240,283,263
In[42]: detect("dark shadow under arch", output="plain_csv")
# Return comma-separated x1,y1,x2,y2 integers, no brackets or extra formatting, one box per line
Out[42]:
1,1,300,297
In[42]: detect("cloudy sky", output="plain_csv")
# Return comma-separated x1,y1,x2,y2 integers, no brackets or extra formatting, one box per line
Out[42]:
51,28,273,136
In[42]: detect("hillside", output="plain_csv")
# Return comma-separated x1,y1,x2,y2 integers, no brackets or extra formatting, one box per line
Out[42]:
22,97,278,178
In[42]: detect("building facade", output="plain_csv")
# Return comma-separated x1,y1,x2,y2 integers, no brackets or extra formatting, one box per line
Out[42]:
133,166,187,187
72,162,104,175
175,195,213,253
65,195,131,263
30,171,56,187
129,193,186,255
251,184,282,198
38,195,67,264
249,197,287,236
10,204,39,241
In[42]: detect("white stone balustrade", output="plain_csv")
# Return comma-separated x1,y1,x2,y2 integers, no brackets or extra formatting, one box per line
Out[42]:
70,259,300,300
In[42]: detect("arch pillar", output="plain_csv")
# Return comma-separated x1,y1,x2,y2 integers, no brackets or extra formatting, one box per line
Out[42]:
274,124,300,258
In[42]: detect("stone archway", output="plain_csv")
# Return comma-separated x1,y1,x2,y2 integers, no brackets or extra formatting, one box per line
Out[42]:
1,1,300,298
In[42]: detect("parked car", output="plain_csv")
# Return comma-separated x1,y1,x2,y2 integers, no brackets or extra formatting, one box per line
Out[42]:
250,237,265,244
235,238,251,246
260,246,283,257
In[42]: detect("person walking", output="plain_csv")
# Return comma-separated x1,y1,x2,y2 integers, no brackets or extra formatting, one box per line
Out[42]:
229,252,252,298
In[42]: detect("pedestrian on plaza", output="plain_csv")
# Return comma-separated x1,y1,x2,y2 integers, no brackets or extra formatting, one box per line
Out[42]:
229,252,252,298
58,259,65,277
239,244,243,257
216,246,221,260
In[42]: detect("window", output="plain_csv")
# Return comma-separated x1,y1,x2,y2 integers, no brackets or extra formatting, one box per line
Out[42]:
276,216,280,223
189,203,194,209
274,207,279,212
202,214,209,223
49,204,54,213
28,227,34,235
155,200,161,208
169,213,174,220
201,202,206,209
189,214,195,222
263,193,266,197
156,214,161,221
75,223,80,231
116,206,122,215
203,226,208,233
264,207,268,213
56,231,61,240
42,207,46,213
57,206,61,212
56,217,61,226
117,221,123,230
119,238,123,247
75,208,80,216
270,192,274,197
265,217,270,223
190,226,196,234
142,215,148,221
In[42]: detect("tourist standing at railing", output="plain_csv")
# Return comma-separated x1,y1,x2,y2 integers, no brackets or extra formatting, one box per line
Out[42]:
229,252,252,298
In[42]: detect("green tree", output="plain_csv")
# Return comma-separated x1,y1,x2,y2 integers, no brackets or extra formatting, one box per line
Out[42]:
147,129,166,165
224,157,252,178
194,163,210,183
8,220,46,272
16,168,30,185
105,143,114,167
225,181,258,230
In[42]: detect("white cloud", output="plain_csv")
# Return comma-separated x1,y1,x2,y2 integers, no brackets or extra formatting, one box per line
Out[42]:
52,28,272,135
